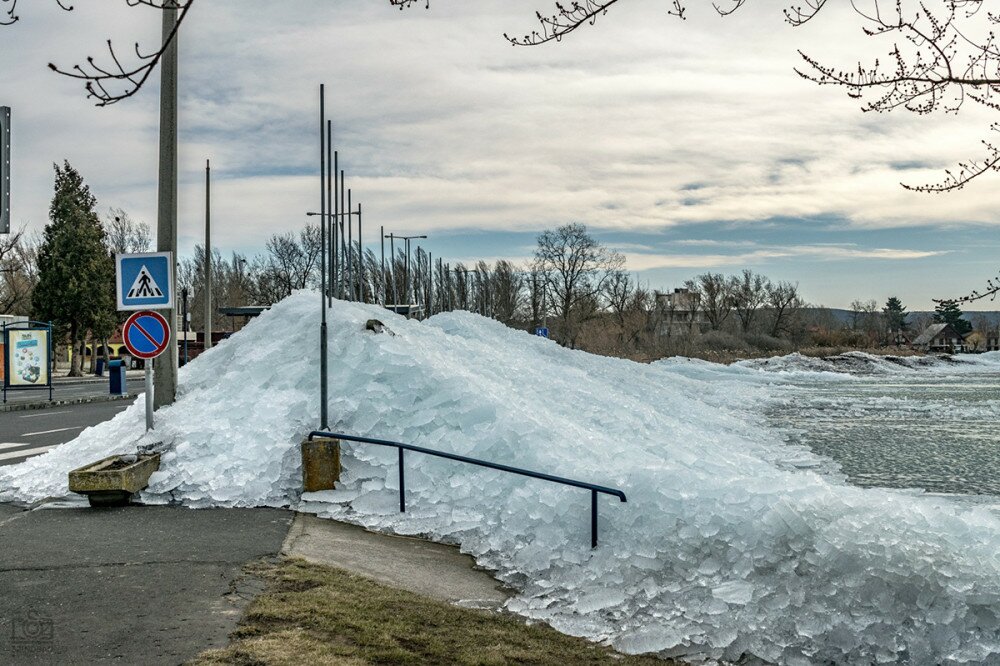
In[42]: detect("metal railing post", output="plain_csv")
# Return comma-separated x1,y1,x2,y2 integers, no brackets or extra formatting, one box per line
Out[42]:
399,448,406,512
591,489,598,549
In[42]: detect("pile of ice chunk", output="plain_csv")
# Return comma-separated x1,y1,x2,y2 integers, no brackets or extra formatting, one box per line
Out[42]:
738,349,1000,376
4,291,1000,663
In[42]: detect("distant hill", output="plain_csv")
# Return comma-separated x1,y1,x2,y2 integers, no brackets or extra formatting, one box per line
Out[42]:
813,309,1000,327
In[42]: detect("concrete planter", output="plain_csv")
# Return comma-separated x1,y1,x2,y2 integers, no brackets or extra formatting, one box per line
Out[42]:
68,453,161,507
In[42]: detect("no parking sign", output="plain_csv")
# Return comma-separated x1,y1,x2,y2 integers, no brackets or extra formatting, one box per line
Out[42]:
123,311,171,360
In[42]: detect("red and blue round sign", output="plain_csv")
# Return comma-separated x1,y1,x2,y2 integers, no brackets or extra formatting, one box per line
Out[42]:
123,310,171,360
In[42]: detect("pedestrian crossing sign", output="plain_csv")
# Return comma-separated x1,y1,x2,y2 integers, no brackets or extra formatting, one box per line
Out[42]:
116,252,174,311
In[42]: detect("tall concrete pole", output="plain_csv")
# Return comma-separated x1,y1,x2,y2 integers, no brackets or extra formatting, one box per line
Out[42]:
204,160,212,351
155,1,179,409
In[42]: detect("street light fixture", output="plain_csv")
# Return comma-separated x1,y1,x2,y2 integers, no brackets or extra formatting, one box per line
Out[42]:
307,208,360,301
384,233,427,307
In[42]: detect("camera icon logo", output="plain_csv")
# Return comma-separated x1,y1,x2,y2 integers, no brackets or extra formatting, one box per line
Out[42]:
11,610,54,645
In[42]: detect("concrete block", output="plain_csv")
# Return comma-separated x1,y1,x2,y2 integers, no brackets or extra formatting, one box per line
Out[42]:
302,437,340,491
68,453,161,507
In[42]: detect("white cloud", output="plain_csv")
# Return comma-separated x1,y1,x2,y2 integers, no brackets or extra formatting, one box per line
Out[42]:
625,244,948,271
2,0,998,257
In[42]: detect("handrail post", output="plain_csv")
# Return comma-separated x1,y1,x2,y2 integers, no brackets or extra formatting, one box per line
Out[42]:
399,448,406,513
591,489,598,549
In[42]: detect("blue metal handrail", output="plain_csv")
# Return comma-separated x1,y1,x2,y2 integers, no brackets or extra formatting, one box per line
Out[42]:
308,430,627,548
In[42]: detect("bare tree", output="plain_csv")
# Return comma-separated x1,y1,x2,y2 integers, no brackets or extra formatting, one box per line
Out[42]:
178,246,249,332
103,208,151,256
765,280,803,338
490,260,523,325
0,226,37,314
534,223,624,347
527,264,547,331
256,223,322,302
696,272,733,331
605,270,634,330
605,270,651,347
848,298,882,343
730,269,769,334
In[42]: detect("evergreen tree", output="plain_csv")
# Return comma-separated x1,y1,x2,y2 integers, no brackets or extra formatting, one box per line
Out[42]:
883,296,908,332
933,300,973,337
32,162,116,376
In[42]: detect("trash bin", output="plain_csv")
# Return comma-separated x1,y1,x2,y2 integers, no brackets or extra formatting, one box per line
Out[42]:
109,360,127,396
95,358,106,377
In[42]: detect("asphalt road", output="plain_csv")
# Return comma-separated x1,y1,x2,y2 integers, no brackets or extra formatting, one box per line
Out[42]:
0,506,293,665
2,378,145,405
0,400,136,467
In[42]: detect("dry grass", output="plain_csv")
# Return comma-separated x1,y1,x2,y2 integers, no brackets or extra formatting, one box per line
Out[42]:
192,558,672,666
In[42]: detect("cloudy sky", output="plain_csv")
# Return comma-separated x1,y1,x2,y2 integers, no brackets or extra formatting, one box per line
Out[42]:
3,0,999,309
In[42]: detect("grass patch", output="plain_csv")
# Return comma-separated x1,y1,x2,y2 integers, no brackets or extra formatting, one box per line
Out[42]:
193,558,672,666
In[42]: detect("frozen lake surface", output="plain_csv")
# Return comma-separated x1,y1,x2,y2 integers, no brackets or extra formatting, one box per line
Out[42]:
752,354,1000,498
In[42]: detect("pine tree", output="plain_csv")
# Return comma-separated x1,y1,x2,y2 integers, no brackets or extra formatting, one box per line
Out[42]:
32,162,116,377
933,300,973,337
883,296,908,332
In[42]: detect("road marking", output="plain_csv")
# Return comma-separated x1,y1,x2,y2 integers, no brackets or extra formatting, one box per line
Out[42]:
0,442,31,451
18,411,71,419
21,426,85,437
0,445,54,462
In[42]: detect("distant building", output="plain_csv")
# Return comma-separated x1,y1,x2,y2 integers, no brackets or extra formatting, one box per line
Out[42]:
912,323,966,353
888,329,911,347
655,288,708,337
986,330,1000,352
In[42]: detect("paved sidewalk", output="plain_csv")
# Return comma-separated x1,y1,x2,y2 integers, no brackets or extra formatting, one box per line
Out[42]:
283,513,510,610
0,503,512,665
0,505,292,666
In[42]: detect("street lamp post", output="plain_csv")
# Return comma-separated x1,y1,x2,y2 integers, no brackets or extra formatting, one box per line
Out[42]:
181,287,189,365
204,159,212,352
318,86,328,429
386,234,427,306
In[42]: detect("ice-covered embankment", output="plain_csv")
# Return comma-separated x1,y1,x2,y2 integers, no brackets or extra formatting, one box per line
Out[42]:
3,291,1000,664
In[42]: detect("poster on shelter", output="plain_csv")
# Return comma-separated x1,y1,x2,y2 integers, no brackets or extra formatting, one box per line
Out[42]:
6,329,49,387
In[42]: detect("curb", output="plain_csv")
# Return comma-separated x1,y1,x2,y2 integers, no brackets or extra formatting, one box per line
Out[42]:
0,394,136,413
51,375,144,387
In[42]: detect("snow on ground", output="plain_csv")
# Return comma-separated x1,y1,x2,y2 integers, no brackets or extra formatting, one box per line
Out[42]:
4,292,1000,663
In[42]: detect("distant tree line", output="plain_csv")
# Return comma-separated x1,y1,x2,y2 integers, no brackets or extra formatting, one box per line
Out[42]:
4,163,992,372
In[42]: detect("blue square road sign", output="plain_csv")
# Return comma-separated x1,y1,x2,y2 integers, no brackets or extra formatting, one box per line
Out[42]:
116,252,174,311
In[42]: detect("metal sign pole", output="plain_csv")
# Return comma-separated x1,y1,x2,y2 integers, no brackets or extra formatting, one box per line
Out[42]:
2,321,6,404
47,321,53,402
145,359,154,431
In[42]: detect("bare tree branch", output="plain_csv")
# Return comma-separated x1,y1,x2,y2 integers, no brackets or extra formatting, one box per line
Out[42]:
45,0,195,106
1,0,73,27
934,272,1000,306
503,1,624,47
